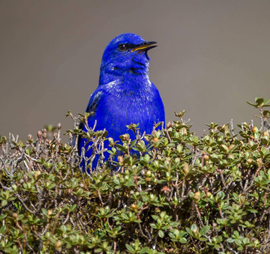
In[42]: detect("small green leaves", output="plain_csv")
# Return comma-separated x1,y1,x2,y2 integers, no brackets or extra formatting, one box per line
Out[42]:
247,97,270,108
126,239,150,254
169,229,187,243
200,225,210,236
186,224,209,241
174,110,186,118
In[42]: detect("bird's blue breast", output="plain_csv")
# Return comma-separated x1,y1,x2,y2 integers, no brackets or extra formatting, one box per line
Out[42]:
89,77,164,140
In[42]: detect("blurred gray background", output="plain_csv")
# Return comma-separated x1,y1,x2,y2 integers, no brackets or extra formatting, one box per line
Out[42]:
1,0,270,139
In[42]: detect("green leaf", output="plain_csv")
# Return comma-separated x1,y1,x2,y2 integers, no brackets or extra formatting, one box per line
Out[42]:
199,237,208,241
179,238,187,244
170,221,179,227
200,225,210,235
126,244,135,253
158,230,164,238
139,247,151,254
1,200,7,207
247,209,258,213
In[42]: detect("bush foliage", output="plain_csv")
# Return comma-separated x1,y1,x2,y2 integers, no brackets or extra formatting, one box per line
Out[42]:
1,98,270,254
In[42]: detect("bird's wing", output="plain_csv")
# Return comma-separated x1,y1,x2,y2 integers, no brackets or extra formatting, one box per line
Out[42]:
77,79,121,154
77,91,102,154
85,91,102,115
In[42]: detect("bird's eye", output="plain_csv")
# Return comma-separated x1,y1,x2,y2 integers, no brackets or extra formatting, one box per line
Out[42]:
118,44,128,51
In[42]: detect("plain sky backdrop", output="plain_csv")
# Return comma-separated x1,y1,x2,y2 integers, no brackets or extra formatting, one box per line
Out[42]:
1,0,270,140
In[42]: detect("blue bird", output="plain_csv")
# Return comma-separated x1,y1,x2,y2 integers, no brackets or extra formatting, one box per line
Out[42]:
78,33,165,171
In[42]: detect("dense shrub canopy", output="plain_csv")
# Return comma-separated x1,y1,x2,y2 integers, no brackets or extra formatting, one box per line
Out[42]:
1,97,270,254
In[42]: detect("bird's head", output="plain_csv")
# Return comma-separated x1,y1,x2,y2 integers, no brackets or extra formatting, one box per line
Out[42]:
99,33,157,85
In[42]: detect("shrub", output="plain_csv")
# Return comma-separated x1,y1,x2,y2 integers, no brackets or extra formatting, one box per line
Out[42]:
1,98,270,254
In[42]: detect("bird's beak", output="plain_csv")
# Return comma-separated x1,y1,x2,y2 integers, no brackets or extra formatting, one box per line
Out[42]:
131,41,157,52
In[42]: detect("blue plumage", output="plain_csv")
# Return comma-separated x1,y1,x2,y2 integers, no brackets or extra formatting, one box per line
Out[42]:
78,33,165,171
